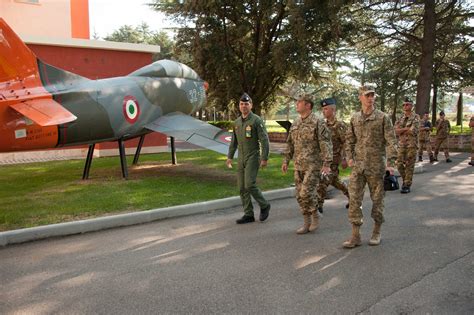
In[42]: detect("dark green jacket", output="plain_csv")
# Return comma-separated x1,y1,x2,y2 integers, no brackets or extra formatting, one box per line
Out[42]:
227,112,269,161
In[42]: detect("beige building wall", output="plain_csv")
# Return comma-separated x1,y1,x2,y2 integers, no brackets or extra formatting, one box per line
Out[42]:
0,0,72,38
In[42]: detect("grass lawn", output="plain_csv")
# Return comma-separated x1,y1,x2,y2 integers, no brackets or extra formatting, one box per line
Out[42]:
0,150,351,231
1,151,351,231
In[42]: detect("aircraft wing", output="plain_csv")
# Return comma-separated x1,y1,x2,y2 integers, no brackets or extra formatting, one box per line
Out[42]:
145,112,232,155
10,99,77,126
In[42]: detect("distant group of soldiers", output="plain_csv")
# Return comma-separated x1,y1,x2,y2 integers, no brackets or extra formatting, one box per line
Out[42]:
226,87,474,249
394,99,454,193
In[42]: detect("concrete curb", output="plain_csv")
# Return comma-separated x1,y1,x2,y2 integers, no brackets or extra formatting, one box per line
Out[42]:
0,187,296,247
0,163,426,247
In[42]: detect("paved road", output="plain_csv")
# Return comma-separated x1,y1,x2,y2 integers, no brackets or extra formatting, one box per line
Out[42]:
1,153,473,314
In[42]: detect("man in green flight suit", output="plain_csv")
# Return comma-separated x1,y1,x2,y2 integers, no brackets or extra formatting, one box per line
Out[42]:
226,93,271,224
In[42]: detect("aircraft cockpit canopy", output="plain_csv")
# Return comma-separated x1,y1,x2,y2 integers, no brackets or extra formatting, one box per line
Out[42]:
129,60,200,80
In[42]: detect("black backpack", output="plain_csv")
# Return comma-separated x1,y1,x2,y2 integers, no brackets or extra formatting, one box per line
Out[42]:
384,171,399,191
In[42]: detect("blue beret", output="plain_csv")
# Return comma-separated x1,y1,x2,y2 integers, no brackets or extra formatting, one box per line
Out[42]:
320,98,336,107
240,93,252,103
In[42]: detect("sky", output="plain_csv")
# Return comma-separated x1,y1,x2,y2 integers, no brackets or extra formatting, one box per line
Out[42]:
88,0,176,39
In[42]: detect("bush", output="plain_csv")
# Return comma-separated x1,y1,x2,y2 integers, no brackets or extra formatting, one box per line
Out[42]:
209,121,234,130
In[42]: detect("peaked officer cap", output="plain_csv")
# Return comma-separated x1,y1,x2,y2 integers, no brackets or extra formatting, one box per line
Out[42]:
240,93,252,103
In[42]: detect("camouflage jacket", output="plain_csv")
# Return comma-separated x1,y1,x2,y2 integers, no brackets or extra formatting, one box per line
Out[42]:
346,109,398,175
283,112,332,171
326,118,347,165
419,118,432,142
395,112,420,148
227,112,269,161
435,119,450,139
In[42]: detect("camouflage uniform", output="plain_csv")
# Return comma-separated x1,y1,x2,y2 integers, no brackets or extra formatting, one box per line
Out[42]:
395,112,420,188
317,118,349,207
228,112,270,217
284,113,332,216
418,117,433,160
434,119,451,160
345,109,398,226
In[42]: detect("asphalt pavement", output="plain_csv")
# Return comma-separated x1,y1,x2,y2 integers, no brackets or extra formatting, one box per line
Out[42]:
0,153,473,314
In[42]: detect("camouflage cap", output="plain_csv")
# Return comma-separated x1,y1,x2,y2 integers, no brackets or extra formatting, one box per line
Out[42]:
358,84,376,96
240,93,252,103
320,97,336,107
403,97,413,105
298,94,314,107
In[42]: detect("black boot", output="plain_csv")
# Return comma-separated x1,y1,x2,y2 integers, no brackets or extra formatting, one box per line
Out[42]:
400,186,411,194
318,206,323,214
236,215,255,224
429,155,435,164
418,156,423,162
259,204,271,222
446,158,452,163
469,161,474,166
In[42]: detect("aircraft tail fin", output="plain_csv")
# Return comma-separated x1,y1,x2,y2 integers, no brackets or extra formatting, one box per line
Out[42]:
1,18,77,126
0,18,88,88
0,18,40,83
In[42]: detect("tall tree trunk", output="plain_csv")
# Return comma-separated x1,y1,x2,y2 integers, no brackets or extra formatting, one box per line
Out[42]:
415,0,436,115
361,57,366,85
431,83,438,126
456,92,463,126
391,93,399,124
391,78,400,124
380,90,386,112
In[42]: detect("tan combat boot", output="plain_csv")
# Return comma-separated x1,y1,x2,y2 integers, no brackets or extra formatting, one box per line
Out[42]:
343,224,362,248
296,214,311,234
369,223,381,246
309,211,319,232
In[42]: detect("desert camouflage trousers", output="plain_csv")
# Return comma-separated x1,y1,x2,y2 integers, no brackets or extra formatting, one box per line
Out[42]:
317,164,349,207
418,139,433,158
397,147,417,187
347,170,385,226
294,169,320,216
434,137,450,159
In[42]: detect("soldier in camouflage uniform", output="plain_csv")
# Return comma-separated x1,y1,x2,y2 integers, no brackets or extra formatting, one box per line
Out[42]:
469,115,474,166
227,93,271,224
343,85,398,248
418,112,434,163
316,98,350,213
433,111,452,163
395,98,420,194
282,95,332,234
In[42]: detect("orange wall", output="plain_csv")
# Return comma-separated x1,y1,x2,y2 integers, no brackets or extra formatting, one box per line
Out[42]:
0,0,89,39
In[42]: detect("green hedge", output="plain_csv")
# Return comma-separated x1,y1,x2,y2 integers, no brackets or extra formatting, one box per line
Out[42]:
208,121,233,130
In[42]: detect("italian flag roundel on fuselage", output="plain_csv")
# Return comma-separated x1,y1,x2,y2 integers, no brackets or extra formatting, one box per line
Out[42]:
123,95,140,123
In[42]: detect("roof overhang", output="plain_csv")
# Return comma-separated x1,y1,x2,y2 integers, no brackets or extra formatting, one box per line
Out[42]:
19,34,160,53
